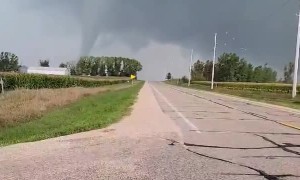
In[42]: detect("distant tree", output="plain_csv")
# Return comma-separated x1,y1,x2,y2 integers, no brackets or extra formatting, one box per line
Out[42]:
166,72,172,80
191,60,205,81
203,60,213,81
283,62,294,83
253,66,264,83
59,63,67,68
114,57,122,76
262,63,277,82
246,63,254,82
216,53,240,82
235,59,249,82
40,59,50,67
181,76,189,83
0,52,19,72
76,56,93,75
210,52,276,83
98,61,106,76
66,61,77,75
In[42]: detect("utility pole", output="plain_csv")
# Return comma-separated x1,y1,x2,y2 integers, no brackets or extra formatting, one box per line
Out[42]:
211,33,217,90
188,49,194,86
293,10,300,98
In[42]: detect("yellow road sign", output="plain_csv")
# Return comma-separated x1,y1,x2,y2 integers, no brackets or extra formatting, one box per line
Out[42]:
130,75,136,79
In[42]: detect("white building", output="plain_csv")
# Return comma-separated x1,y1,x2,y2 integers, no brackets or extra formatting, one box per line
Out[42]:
19,66,70,76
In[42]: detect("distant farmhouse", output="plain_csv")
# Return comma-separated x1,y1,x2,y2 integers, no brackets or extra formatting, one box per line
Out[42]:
19,66,70,76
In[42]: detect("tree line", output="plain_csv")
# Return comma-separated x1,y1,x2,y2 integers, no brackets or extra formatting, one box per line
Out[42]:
0,51,143,78
191,53,277,83
74,56,142,77
39,57,143,77
0,50,295,82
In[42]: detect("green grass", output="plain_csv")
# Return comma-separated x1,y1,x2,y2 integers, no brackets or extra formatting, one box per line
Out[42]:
167,81,300,110
74,75,130,81
0,82,144,146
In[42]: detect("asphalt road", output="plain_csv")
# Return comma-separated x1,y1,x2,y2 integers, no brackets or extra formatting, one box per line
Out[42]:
150,82,300,180
1,82,300,180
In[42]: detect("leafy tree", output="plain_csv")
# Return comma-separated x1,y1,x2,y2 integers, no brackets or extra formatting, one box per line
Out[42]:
283,62,294,83
113,57,122,76
166,72,172,80
40,59,50,67
252,64,277,83
105,57,115,76
216,53,240,82
188,53,277,83
262,63,277,82
252,66,263,82
66,61,77,75
59,63,67,68
203,60,213,81
191,60,205,81
246,63,254,82
76,56,93,75
98,61,106,76
235,59,249,82
0,52,19,71
90,61,99,76
181,76,189,83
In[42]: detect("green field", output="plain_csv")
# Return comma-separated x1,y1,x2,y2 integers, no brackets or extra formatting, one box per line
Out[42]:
0,82,144,146
167,80,300,110
0,72,128,91
191,81,297,93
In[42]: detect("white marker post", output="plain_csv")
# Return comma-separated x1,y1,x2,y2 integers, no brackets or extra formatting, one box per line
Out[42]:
188,49,193,87
293,10,300,98
105,64,108,77
0,78,4,94
211,33,217,90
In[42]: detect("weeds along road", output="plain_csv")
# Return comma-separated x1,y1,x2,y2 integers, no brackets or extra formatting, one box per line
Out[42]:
1,82,300,180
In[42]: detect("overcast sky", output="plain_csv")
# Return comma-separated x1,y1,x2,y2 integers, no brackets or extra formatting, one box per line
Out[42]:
0,0,299,80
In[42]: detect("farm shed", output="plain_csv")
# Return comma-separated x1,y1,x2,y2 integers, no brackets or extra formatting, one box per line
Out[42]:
19,66,70,76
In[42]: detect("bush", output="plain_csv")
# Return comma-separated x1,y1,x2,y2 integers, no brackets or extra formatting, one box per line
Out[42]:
0,73,127,90
181,76,189,83
192,81,298,94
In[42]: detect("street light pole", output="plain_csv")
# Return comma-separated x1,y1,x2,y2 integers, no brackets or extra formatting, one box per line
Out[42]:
293,10,300,98
188,49,194,87
211,33,217,90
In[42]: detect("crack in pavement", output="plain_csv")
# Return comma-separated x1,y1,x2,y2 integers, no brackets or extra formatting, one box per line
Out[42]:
254,134,300,156
186,149,299,180
157,87,300,179
163,138,298,180
189,130,300,136
183,142,300,150
220,173,300,178
163,110,209,113
241,155,300,159
171,87,300,131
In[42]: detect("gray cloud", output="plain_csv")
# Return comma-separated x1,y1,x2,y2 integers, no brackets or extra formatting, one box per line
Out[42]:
1,0,299,80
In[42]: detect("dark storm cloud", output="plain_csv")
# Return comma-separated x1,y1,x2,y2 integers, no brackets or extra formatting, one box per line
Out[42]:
10,0,300,78
78,0,299,70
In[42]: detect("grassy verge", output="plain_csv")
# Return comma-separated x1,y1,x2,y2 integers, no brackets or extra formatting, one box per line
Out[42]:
0,82,144,146
0,83,131,127
167,81,300,110
75,75,130,81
